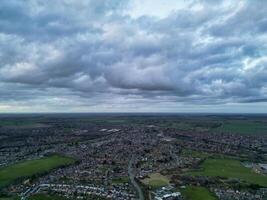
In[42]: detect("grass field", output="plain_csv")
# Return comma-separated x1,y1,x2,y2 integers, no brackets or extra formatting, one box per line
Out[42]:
0,119,50,129
181,186,218,200
0,195,19,200
181,149,248,160
182,149,211,159
28,194,67,200
112,176,129,184
213,121,267,135
157,118,267,135
187,158,267,187
141,173,170,189
0,155,75,188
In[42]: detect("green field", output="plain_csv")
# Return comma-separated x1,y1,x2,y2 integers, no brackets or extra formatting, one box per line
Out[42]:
214,121,267,135
0,195,19,200
181,149,249,160
182,149,211,159
187,158,267,186
0,120,31,126
157,118,267,135
0,198,15,200
141,173,170,189
28,194,67,200
181,186,218,200
112,176,129,184
0,155,75,188
0,119,50,129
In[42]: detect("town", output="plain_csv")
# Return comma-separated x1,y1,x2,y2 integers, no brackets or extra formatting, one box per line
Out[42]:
0,114,267,200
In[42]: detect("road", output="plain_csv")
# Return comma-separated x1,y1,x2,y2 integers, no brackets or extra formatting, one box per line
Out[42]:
21,184,41,200
169,145,180,165
128,155,145,200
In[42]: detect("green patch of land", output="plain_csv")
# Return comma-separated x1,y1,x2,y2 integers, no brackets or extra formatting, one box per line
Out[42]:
141,173,170,189
0,119,50,129
28,194,67,200
181,149,248,160
78,118,128,125
112,176,129,184
181,186,218,200
157,118,267,135
0,195,19,200
182,149,211,159
187,158,267,187
0,155,75,188
213,121,267,135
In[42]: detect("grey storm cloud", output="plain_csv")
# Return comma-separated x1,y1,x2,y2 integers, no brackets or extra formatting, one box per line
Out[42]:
0,0,267,112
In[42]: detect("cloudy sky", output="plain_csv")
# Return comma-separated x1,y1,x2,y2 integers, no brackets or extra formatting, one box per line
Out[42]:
0,0,267,113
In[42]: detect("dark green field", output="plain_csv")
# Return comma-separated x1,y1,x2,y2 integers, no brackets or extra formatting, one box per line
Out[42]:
187,158,267,187
28,193,107,200
170,120,267,135
112,176,129,184
213,120,267,135
0,155,75,188
28,194,67,200
181,186,218,200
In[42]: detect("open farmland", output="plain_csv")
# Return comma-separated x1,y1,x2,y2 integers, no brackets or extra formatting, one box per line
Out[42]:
213,120,267,135
187,158,267,187
0,155,75,188
0,118,51,129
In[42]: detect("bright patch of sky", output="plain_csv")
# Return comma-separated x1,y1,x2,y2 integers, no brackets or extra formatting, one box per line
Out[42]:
126,0,189,18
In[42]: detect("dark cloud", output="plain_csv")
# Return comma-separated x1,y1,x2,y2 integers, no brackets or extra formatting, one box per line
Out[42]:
0,0,267,112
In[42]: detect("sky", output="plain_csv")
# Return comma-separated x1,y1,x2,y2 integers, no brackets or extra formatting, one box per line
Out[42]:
0,0,267,113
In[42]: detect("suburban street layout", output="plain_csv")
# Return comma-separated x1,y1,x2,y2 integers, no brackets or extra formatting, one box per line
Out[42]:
0,114,266,200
